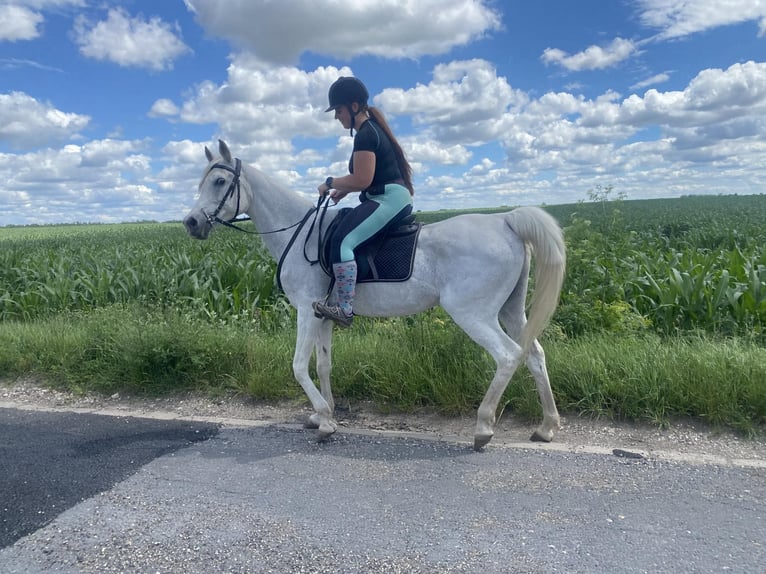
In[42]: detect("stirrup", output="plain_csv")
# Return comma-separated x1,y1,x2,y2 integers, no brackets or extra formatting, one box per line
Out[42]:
312,301,353,328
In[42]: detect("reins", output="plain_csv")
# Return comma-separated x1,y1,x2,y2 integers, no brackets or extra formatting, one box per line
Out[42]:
275,195,332,292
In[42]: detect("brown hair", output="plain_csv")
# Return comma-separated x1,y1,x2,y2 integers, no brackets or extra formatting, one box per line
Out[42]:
366,106,415,196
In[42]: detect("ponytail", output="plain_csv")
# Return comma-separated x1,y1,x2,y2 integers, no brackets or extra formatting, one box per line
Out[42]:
368,107,415,196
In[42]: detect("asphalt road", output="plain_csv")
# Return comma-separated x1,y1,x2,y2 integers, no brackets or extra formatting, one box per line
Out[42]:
0,407,764,573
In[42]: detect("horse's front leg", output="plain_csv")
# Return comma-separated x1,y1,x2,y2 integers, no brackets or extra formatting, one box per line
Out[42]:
304,317,335,432
293,308,337,440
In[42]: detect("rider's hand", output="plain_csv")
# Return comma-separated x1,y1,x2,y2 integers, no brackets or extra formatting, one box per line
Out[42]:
329,189,348,203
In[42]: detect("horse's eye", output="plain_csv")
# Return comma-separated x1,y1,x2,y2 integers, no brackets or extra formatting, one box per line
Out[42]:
215,177,226,186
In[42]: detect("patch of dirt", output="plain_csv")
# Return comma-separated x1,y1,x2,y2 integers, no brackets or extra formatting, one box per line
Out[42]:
2,375,764,466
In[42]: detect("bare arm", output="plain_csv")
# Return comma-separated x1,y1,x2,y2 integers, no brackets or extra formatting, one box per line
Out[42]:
318,151,375,202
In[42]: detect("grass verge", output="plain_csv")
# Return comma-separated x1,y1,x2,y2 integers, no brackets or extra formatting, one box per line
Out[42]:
0,305,763,434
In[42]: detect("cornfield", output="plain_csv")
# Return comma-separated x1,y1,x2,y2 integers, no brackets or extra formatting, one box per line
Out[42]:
0,223,281,325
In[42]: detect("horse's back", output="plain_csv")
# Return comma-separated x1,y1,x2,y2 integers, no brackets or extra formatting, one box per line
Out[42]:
420,211,525,256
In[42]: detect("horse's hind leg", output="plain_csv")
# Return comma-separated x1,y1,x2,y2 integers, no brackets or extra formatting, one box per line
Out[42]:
499,304,560,442
305,318,335,430
525,340,560,442
443,302,523,450
294,309,337,440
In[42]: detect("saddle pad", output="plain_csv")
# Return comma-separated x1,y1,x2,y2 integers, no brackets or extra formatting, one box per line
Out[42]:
358,225,421,283
319,208,421,283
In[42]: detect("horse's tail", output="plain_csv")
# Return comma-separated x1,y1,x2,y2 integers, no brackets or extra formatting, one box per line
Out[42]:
504,206,566,355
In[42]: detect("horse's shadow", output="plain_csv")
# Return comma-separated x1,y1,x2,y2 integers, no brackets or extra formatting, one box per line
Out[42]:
198,423,476,466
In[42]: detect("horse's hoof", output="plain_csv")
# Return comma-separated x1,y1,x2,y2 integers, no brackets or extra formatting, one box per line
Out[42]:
530,429,553,442
304,413,321,429
316,428,337,442
473,433,493,451
315,420,338,442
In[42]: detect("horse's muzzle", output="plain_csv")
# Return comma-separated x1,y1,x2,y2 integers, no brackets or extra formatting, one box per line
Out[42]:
183,213,212,239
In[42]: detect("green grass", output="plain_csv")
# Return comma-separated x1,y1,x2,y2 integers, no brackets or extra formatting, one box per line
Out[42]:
1,304,763,434
547,333,766,435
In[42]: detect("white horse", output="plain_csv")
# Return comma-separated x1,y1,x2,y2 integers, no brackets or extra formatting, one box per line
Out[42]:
183,140,566,449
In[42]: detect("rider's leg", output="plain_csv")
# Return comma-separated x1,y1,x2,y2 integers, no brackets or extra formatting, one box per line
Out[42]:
333,261,357,316
315,185,412,326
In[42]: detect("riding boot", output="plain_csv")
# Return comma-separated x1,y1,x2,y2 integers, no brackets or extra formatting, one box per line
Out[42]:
313,260,357,328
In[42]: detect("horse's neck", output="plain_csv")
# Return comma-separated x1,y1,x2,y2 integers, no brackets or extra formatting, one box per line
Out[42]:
243,165,314,258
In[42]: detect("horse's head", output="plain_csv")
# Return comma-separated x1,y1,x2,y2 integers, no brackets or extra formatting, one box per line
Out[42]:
183,139,249,240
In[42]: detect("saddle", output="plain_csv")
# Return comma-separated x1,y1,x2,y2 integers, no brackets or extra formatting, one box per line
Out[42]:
318,207,422,283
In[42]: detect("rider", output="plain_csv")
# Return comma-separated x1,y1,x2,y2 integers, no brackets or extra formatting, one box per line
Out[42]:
312,76,415,328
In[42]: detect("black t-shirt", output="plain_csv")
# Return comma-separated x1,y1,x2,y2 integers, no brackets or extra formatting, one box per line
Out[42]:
349,119,402,187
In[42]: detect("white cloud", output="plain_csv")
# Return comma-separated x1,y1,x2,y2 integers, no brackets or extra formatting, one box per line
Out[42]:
175,56,353,166
541,38,638,71
684,60,766,111
630,72,671,91
0,58,63,72
404,140,472,165
184,0,502,63
0,139,172,225
149,98,180,118
0,91,90,148
637,0,766,39
367,55,766,208
0,5,43,41
377,59,527,144
0,0,84,42
73,8,191,71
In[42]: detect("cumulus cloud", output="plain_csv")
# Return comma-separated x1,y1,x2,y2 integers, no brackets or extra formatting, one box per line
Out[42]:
0,0,84,42
0,92,90,148
184,0,502,64
541,38,639,71
176,56,353,161
637,0,766,39
366,56,766,208
149,98,180,118
73,8,191,71
377,59,527,144
0,5,43,41
0,139,169,224
404,141,472,165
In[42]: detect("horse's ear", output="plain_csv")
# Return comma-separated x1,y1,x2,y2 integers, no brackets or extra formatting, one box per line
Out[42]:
205,146,213,162
219,139,232,164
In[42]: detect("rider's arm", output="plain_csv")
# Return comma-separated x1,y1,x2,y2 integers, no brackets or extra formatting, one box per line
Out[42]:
319,151,375,199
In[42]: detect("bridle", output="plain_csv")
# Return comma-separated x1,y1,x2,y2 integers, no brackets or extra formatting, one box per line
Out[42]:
202,158,245,230
201,158,319,236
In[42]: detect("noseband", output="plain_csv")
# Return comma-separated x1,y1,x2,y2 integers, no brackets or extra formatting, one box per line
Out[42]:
203,158,243,227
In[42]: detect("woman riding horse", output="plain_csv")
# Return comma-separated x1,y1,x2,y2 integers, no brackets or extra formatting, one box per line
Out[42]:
313,77,415,328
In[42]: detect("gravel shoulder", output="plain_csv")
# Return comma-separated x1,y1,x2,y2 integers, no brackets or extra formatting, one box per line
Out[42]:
2,376,764,468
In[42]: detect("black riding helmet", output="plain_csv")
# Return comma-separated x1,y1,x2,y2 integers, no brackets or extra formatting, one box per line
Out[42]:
325,77,369,133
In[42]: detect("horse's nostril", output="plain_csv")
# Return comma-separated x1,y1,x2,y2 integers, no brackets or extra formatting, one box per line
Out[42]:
184,216,197,229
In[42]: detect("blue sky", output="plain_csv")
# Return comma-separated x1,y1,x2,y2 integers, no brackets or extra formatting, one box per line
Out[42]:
1,0,766,226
